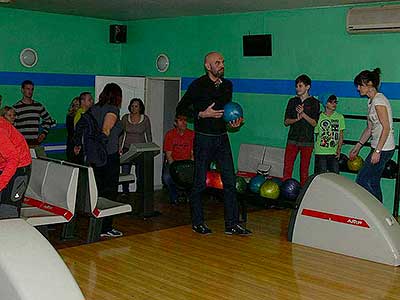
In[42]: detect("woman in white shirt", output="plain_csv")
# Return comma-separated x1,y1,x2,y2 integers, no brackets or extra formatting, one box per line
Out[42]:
349,68,395,202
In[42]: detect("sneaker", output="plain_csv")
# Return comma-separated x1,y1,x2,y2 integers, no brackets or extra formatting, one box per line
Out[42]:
192,223,212,235
225,224,252,236
101,228,123,238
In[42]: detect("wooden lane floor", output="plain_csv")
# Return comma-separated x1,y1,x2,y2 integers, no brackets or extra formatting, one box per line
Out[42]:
59,209,400,300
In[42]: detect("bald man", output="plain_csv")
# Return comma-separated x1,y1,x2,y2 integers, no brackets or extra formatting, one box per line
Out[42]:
176,51,251,235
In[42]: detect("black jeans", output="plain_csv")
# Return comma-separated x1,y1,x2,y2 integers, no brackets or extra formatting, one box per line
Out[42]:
314,154,339,174
93,152,120,232
191,133,239,228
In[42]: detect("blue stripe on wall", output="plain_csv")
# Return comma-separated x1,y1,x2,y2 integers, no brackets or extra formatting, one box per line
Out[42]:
182,77,400,100
54,124,66,129
0,72,94,87
0,72,398,99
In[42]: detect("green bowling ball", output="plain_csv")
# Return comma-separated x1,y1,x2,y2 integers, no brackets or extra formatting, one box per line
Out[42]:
259,180,280,200
235,176,247,194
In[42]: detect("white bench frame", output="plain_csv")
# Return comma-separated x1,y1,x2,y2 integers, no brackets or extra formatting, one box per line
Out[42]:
21,159,79,227
36,157,132,243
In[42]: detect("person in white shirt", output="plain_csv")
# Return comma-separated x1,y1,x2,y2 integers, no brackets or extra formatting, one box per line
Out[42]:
349,68,395,202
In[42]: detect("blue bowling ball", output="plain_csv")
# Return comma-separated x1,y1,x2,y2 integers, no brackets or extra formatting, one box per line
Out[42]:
223,102,243,123
280,178,301,201
249,175,266,193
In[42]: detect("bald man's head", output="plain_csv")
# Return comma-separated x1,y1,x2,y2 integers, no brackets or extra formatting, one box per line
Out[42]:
204,52,225,80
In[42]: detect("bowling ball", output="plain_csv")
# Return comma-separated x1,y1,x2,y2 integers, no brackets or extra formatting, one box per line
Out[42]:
206,171,223,190
338,153,349,172
281,178,301,201
347,156,363,172
259,180,280,200
169,160,195,189
382,159,398,179
235,176,247,194
223,102,243,123
249,175,266,193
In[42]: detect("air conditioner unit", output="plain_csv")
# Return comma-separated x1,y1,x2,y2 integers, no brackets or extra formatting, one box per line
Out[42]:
347,5,400,33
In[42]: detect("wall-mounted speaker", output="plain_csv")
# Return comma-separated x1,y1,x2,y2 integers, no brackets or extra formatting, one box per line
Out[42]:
243,34,272,56
110,25,127,44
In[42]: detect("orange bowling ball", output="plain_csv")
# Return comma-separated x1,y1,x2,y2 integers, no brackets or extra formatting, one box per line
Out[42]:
206,171,223,190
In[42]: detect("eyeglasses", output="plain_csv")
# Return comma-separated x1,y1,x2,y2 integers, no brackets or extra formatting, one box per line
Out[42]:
328,100,338,104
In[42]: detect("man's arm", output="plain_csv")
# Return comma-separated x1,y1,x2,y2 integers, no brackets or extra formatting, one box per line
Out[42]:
0,131,19,191
73,118,85,155
336,130,344,158
165,151,174,164
296,101,319,127
284,99,298,127
38,104,56,143
176,84,195,118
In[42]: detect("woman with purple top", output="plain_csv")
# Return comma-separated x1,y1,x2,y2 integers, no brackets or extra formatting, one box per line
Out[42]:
120,98,152,194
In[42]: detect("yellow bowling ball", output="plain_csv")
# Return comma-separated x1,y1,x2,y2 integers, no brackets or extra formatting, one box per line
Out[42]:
347,156,364,172
259,180,280,200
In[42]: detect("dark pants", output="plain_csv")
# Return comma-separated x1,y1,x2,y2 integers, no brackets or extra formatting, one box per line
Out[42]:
93,153,120,232
356,149,394,202
314,154,339,174
0,165,31,219
162,162,178,203
66,144,84,165
191,133,239,228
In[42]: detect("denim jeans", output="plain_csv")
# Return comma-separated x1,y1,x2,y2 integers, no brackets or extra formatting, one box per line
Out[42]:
356,149,394,202
162,162,178,203
314,154,339,174
191,133,239,228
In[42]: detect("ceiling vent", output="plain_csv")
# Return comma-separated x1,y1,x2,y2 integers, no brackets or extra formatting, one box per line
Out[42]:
347,5,400,33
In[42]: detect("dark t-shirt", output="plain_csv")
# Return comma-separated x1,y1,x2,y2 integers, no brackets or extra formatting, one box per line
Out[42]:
284,96,320,146
176,75,232,135
90,104,123,155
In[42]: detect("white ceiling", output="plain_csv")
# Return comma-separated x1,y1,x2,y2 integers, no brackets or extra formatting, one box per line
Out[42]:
2,0,397,21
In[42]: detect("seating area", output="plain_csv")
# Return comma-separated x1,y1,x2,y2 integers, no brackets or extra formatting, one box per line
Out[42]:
21,158,79,227
37,157,132,242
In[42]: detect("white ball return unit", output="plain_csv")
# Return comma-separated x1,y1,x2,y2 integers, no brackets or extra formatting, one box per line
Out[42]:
288,173,400,266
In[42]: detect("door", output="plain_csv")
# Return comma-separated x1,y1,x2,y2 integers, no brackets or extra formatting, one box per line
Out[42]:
146,78,181,189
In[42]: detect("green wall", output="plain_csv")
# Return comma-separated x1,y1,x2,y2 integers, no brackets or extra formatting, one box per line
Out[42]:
0,7,123,121
123,4,400,212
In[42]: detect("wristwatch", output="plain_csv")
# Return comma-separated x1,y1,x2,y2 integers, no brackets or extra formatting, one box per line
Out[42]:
375,149,381,154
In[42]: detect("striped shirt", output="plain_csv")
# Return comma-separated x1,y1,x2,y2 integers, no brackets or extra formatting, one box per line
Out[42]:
13,100,55,145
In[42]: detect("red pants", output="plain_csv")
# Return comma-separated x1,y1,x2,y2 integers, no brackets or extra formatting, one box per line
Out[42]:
283,143,313,186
